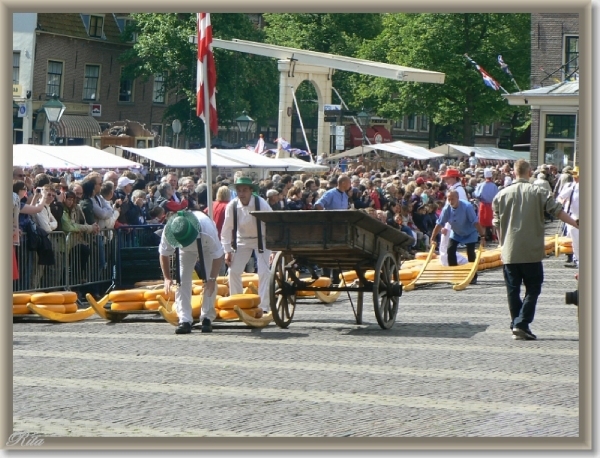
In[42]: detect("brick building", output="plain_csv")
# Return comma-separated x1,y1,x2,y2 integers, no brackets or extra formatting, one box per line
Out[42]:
25,13,175,147
528,13,579,167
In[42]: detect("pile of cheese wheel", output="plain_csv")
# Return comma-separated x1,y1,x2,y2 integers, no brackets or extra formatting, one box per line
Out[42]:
295,276,332,297
544,236,556,255
554,236,573,257
13,291,79,315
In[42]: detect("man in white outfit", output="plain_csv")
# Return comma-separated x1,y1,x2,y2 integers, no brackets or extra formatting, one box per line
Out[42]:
558,166,579,268
221,177,273,317
437,168,468,265
159,211,224,334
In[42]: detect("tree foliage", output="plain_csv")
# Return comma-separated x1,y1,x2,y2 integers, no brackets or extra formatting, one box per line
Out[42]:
352,13,531,146
119,13,279,142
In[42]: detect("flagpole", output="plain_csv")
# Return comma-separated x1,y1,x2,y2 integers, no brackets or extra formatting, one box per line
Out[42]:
203,56,213,221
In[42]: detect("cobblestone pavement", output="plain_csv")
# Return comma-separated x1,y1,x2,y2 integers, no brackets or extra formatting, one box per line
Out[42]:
12,223,580,438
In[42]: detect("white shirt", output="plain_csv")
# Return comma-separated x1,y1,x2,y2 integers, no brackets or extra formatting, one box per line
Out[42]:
34,205,58,234
450,182,468,201
158,211,224,259
558,182,579,219
220,196,272,253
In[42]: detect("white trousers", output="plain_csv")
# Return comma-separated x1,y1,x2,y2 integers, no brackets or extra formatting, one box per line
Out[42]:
228,245,272,312
568,225,579,265
175,248,217,324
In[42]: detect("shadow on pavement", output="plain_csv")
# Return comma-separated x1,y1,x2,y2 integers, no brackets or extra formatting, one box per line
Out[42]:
343,322,489,339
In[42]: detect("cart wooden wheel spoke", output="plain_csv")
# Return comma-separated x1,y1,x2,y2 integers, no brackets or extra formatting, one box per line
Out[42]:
269,251,296,328
373,252,400,329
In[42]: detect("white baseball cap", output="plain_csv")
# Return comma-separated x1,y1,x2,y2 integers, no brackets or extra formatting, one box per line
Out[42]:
118,177,135,188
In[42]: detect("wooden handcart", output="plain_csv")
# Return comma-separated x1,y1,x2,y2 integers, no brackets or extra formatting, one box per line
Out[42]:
252,210,414,330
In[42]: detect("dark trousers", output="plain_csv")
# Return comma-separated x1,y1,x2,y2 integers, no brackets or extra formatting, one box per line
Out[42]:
503,262,544,330
447,238,478,281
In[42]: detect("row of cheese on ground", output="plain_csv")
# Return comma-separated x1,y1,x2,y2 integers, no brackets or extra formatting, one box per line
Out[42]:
13,291,79,315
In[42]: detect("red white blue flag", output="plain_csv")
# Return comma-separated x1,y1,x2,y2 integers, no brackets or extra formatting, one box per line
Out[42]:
464,54,501,91
196,13,218,136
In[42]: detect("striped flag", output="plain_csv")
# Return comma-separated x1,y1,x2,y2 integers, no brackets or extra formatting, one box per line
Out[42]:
498,55,521,92
254,134,265,154
464,54,504,92
196,13,218,136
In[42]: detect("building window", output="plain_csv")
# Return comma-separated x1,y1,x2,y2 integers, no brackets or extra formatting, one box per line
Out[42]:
544,113,576,166
153,73,166,104
119,68,134,102
475,124,484,136
46,60,63,97
13,52,20,84
419,115,429,132
485,124,493,135
393,117,404,130
564,36,578,80
89,15,104,38
124,19,138,43
406,115,417,131
83,64,100,100
475,124,493,136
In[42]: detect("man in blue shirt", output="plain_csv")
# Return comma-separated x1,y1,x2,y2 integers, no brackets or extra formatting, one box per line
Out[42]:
314,175,351,210
431,189,485,284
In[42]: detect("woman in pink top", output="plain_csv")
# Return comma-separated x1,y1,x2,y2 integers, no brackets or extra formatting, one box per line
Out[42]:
204,185,230,239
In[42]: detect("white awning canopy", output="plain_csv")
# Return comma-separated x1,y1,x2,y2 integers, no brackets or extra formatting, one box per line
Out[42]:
196,148,299,170
120,146,244,168
273,157,329,172
14,144,141,170
430,144,530,161
330,140,440,161
502,81,579,107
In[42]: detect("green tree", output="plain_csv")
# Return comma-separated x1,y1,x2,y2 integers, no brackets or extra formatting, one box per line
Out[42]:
119,13,279,144
263,13,384,134
352,13,531,147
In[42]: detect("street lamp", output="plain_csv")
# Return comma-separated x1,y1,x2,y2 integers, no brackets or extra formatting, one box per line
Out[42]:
42,93,66,145
356,108,371,145
235,110,254,146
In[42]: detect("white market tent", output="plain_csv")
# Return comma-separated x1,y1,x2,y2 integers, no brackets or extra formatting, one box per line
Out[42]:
274,157,329,173
195,148,297,170
120,146,244,168
430,144,530,161
13,144,141,170
329,140,440,161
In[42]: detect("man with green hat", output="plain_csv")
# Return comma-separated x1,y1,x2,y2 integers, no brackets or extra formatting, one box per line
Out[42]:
159,210,224,334
221,175,273,317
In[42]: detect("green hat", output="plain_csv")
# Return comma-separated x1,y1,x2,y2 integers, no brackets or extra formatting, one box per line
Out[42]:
164,211,199,248
232,176,259,193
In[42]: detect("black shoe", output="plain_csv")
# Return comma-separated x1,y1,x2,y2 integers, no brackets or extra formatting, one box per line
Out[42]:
564,262,577,268
175,322,192,334
470,277,477,285
512,326,536,340
201,318,212,333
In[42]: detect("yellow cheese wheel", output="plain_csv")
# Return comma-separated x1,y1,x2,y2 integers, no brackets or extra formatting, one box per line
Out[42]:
192,285,203,295
13,304,31,314
217,294,260,310
30,292,65,304
399,270,415,281
191,295,203,308
35,304,66,313
297,277,331,295
364,270,375,281
110,301,145,311
108,290,146,302
58,291,78,303
192,279,204,286
557,236,572,247
238,307,262,319
216,275,229,284
558,245,573,254
144,300,161,310
13,293,31,305
242,274,260,287
63,303,78,313
217,284,229,296
340,271,358,282
297,291,315,297
143,289,176,301
218,309,240,320
415,252,437,260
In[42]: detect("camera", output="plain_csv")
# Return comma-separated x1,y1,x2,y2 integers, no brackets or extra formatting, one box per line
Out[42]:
565,289,578,306
36,188,41,194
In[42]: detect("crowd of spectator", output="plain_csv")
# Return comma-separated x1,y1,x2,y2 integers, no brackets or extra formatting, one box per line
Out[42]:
13,156,575,292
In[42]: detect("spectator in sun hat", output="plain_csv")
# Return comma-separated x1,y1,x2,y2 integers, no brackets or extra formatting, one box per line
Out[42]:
266,188,281,211
440,168,467,201
159,210,224,335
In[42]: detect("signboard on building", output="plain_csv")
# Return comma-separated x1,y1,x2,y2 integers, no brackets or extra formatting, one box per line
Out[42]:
90,104,102,117
12,85,22,97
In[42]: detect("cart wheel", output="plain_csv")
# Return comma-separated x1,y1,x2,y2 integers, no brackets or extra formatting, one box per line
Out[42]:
355,291,364,325
269,252,297,328
373,252,400,329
